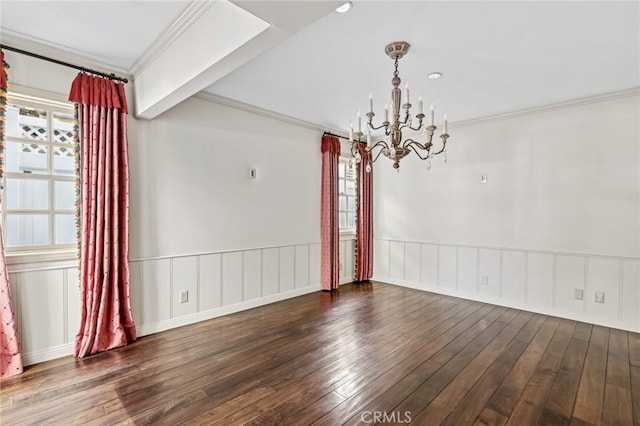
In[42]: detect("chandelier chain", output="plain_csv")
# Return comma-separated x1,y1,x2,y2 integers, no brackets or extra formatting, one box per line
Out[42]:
393,57,400,78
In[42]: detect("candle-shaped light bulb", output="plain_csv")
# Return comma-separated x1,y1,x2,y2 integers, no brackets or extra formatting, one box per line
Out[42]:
368,92,373,114
384,104,389,122
367,131,372,147
404,83,410,104
429,102,435,126
443,113,448,134
349,121,353,141
418,96,423,114
357,110,361,132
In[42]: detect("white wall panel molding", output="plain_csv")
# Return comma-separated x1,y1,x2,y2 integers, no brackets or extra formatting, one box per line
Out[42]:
374,238,640,332
12,242,325,366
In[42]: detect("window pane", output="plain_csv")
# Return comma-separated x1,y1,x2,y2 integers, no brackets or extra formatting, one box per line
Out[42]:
55,180,75,209
346,180,355,196
8,104,48,141
5,142,48,174
55,214,76,244
53,112,74,144
53,145,75,176
345,165,355,179
339,179,345,195
347,213,356,228
339,195,346,211
6,214,49,247
338,163,345,178
339,213,346,229
347,196,356,212
6,178,49,210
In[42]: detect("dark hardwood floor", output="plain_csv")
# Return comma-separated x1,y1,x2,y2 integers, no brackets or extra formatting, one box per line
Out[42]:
1,282,639,425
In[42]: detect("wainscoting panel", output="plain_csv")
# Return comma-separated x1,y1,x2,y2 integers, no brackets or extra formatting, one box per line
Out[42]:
437,245,457,290
555,255,585,317
309,243,321,286
501,251,526,302
9,242,323,366
279,246,295,292
66,268,81,346
419,243,438,287
262,248,280,297
587,257,620,323
198,253,222,311
374,238,640,332
622,260,640,327
404,243,421,283
20,269,65,355
141,259,171,325
526,253,554,308
172,256,198,318
222,251,245,306
375,239,390,278
457,247,478,294
478,249,500,299
389,240,404,281
243,250,262,302
295,245,309,289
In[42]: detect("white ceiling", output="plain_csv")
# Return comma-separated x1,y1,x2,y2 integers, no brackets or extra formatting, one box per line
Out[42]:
206,1,640,128
0,1,190,70
1,1,638,129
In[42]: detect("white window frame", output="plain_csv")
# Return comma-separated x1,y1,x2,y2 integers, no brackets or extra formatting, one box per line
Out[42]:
338,157,357,236
2,88,77,264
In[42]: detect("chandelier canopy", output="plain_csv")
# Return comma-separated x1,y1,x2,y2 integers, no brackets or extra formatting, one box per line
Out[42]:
349,41,450,171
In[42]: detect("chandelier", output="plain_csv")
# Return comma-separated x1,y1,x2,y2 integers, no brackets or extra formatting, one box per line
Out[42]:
349,41,450,171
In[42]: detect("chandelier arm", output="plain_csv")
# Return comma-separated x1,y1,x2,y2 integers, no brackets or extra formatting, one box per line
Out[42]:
404,140,432,160
430,135,449,156
431,144,447,156
368,141,390,163
403,121,424,132
367,121,388,131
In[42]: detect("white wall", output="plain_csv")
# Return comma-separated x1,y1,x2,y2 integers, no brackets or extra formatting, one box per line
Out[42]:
374,93,640,332
3,50,355,365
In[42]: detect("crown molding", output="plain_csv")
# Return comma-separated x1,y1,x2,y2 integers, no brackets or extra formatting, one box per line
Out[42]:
129,0,216,75
0,31,133,79
453,87,640,129
194,91,346,136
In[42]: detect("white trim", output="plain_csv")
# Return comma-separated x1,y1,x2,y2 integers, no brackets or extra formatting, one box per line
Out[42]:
377,276,639,333
129,0,215,75
194,91,346,135
452,87,640,129
129,243,322,263
375,238,640,261
22,342,74,366
136,283,321,337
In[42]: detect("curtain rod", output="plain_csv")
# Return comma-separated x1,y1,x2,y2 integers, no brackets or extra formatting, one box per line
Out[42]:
0,44,129,84
323,131,363,143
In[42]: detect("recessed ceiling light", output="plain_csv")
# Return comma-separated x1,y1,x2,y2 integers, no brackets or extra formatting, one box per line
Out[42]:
336,1,352,13
428,72,443,80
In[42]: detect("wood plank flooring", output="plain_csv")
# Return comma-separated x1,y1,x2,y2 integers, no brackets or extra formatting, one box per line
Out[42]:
1,281,639,425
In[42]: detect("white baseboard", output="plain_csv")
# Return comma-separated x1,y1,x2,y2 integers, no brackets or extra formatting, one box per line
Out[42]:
22,343,75,366
137,283,321,337
22,284,322,366
377,276,640,333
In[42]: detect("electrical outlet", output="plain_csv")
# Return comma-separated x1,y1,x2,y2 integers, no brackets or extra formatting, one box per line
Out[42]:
480,275,489,285
480,175,488,184
595,291,605,304
180,290,189,304
574,288,584,300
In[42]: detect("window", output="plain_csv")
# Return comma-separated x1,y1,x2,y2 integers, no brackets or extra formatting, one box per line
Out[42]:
338,158,357,233
2,94,76,252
